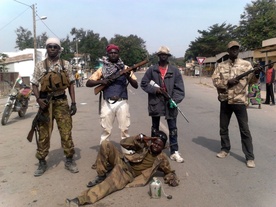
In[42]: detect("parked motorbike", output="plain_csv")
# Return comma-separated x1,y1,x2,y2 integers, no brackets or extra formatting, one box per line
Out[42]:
1,77,32,125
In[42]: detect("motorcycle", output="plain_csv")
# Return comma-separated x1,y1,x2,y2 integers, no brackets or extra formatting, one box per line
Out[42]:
1,77,32,125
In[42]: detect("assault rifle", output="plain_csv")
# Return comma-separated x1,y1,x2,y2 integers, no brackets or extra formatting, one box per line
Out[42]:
94,59,149,95
228,61,276,88
149,80,189,123
26,92,54,142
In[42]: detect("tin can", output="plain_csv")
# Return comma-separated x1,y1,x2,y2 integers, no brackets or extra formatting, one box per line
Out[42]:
149,177,161,199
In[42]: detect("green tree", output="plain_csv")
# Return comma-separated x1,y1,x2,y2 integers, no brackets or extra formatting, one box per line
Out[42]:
15,27,48,50
81,31,108,68
184,23,237,61
174,57,185,67
148,53,184,67
237,0,276,50
60,35,74,61
70,28,108,68
15,26,33,50
110,34,148,66
37,32,48,49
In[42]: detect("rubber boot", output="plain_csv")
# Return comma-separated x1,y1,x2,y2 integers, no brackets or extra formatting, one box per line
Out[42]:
65,158,79,173
34,159,47,177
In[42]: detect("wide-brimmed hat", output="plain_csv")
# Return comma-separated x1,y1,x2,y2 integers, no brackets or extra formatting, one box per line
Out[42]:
46,37,61,48
157,46,172,56
227,41,240,49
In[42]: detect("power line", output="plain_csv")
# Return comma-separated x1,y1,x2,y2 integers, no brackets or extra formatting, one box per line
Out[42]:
0,7,29,32
35,13,60,39
5,0,60,42
14,0,30,8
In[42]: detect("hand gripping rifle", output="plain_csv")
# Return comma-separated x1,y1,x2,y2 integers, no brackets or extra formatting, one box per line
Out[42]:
26,92,54,142
94,59,149,95
228,61,276,88
149,80,189,123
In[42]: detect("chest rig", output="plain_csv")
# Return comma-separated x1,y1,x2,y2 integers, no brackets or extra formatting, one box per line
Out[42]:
40,59,70,92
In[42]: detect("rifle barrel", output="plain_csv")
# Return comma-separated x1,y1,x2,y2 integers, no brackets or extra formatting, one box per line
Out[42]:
94,59,149,95
177,107,189,123
235,61,276,81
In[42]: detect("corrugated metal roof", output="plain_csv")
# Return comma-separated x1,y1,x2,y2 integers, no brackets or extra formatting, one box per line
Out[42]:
3,54,33,64
204,57,216,63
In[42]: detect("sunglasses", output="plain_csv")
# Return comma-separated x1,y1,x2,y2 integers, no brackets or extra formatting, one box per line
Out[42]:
47,45,59,49
108,52,118,55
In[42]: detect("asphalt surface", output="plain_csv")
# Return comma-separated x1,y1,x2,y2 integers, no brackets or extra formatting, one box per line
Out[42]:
0,75,270,114
0,74,275,207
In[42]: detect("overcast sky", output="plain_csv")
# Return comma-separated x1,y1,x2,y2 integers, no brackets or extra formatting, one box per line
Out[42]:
0,0,253,57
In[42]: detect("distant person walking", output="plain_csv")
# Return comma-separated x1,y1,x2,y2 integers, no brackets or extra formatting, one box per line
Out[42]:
263,62,275,105
212,40,261,168
75,72,81,87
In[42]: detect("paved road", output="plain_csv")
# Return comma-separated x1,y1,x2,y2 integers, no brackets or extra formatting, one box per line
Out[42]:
0,73,275,207
0,75,271,114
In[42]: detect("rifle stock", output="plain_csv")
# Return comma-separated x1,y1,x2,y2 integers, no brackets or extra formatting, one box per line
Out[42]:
26,92,54,142
27,128,35,142
27,111,41,142
94,59,149,95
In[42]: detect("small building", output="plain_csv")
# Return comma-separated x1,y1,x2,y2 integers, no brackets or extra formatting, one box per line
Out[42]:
253,37,276,65
1,48,46,80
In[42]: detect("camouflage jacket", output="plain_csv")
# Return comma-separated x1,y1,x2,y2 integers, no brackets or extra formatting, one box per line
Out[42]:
120,135,177,187
212,58,258,104
31,58,75,86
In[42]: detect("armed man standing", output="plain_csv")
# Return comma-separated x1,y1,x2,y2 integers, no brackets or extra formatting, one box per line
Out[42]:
140,46,185,163
86,44,138,154
212,40,261,168
30,37,78,176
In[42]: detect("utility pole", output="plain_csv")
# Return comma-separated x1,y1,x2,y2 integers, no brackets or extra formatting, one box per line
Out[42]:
14,0,47,67
32,4,37,65
76,40,79,57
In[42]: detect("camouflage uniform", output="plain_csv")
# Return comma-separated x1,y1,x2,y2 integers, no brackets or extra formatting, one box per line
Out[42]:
77,135,178,205
212,58,258,160
212,58,258,104
31,59,75,160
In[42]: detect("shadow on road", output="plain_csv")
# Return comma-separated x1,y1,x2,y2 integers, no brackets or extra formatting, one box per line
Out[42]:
192,136,245,162
192,136,219,153
44,147,82,169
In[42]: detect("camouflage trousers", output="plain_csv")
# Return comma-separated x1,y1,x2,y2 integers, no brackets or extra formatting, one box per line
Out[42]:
78,141,135,205
36,99,75,160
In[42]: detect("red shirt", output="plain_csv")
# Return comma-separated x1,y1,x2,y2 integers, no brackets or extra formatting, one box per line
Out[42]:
266,67,274,83
159,66,168,80
159,66,168,90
